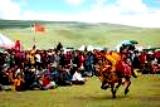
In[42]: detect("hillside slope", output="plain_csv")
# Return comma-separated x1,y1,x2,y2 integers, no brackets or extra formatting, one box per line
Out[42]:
0,20,160,49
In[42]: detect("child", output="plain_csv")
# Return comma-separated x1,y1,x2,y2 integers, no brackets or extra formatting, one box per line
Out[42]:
14,73,25,91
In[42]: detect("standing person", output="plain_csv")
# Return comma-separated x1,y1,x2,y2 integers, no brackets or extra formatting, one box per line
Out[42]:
56,42,63,51
71,51,79,75
54,50,61,66
29,51,36,68
77,51,86,76
155,50,160,64
78,51,85,70
132,51,141,74
35,50,42,70
85,51,94,77
10,51,15,68
59,50,65,67
14,40,21,52
48,49,55,64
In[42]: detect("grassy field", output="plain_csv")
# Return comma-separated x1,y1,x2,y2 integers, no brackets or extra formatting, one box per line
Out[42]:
0,20,160,49
0,74,160,107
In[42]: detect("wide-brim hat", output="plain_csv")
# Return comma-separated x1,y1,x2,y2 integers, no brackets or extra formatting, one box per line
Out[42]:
50,63,57,68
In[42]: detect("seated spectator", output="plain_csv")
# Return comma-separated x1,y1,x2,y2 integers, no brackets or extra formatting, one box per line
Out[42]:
72,69,86,85
57,65,72,86
39,74,56,90
49,63,59,84
14,73,25,91
151,58,160,74
0,84,2,91
24,67,36,90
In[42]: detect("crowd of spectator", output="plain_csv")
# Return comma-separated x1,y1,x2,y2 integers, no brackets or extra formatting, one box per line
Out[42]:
0,43,160,91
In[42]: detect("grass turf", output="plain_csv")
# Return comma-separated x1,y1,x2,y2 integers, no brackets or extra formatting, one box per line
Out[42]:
0,74,160,107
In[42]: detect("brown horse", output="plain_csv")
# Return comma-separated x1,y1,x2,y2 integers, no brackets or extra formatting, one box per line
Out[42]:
95,52,132,98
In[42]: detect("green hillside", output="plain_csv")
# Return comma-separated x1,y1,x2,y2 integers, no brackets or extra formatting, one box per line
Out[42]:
0,20,160,49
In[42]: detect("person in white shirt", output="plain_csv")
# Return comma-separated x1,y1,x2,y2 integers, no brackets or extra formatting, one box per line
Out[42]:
35,53,42,70
72,70,86,85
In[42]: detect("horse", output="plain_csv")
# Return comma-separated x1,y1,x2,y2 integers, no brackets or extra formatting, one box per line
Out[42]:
95,51,132,98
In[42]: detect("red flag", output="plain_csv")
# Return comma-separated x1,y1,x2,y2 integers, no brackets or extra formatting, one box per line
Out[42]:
34,23,45,32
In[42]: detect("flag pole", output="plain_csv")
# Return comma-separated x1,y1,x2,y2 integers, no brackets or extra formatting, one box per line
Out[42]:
33,23,36,48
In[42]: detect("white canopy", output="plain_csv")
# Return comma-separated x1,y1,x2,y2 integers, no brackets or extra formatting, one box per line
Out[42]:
78,45,103,51
0,33,15,49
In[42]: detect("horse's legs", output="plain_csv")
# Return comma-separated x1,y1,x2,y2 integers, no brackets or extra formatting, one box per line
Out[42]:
111,83,116,98
116,78,122,90
110,78,122,98
124,78,131,95
101,80,109,90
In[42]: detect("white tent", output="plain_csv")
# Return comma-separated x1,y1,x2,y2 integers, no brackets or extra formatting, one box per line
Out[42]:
78,45,85,51
115,44,122,52
135,45,144,51
0,33,15,49
78,45,94,51
87,45,94,51
78,45,103,52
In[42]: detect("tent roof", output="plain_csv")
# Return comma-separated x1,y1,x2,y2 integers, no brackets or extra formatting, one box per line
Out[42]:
0,33,15,49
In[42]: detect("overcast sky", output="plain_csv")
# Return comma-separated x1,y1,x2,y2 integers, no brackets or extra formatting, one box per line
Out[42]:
0,0,160,27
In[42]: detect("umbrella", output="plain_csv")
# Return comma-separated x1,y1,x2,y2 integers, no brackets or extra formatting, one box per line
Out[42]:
130,40,138,44
115,40,138,52
121,40,138,45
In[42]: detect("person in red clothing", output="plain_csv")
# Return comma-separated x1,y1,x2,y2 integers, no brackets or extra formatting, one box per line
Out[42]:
78,51,85,70
138,51,147,68
116,53,131,79
155,50,160,64
14,40,21,52
39,74,56,90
